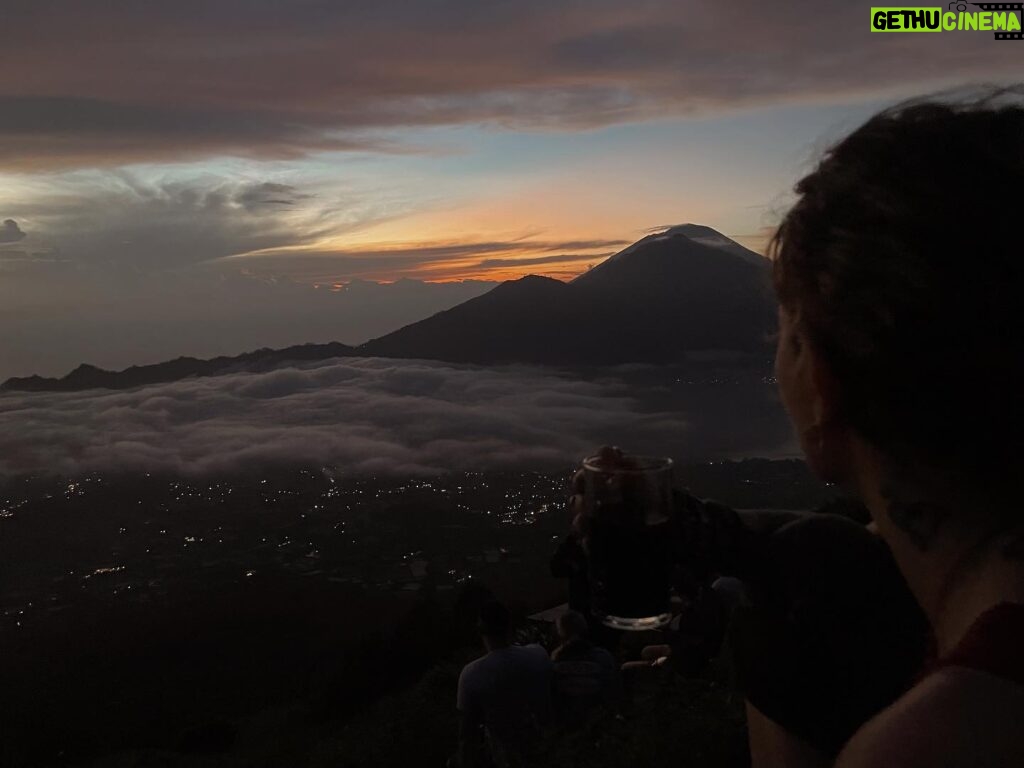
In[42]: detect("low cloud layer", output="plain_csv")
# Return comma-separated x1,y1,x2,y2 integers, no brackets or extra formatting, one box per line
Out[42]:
0,357,795,478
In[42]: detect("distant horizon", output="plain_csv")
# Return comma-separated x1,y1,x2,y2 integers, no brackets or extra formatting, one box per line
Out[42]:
2,1,1018,377
0,223,763,379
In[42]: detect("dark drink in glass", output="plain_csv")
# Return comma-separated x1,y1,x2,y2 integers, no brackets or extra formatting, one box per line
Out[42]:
581,449,674,631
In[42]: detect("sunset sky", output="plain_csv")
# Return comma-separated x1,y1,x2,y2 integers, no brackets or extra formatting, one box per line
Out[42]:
1,0,1019,376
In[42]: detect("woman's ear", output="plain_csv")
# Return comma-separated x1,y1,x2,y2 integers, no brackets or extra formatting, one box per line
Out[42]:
777,307,853,486
808,343,842,429
804,346,852,485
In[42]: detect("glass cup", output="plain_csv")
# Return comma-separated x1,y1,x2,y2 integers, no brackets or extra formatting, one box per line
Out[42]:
581,448,674,631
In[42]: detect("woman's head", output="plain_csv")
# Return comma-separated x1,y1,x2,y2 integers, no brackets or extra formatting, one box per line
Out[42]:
771,87,1023,511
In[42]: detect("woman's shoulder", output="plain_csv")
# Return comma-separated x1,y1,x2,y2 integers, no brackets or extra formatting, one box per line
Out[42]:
836,667,1024,768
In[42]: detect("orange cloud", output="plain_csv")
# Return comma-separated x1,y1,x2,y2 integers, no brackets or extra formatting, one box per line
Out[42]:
226,237,625,283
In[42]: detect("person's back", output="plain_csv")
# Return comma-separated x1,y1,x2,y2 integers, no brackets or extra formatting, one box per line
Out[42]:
550,611,620,726
458,643,552,763
455,602,552,768
550,533,590,617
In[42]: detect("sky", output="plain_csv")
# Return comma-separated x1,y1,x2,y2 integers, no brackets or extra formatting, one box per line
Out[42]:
0,0,1020,378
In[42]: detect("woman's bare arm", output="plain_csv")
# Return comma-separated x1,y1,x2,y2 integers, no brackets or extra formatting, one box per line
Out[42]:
745,701,832,768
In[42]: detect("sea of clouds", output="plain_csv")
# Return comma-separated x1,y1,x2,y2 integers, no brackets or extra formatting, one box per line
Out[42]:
0,357,795,478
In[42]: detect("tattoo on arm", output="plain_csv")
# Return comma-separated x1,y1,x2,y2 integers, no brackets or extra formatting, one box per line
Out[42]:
882,471,1023,560
881,483,949,551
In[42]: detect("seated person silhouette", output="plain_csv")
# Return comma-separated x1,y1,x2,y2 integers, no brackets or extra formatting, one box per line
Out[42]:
453,601,552,768
550,609,622,727
549,530,590,619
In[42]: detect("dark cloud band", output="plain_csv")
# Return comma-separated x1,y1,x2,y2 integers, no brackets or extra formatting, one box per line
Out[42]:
0,0,1017,170
0,219,25,243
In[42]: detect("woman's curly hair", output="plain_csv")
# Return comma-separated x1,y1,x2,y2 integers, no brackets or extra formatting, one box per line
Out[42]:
770,86,1024,495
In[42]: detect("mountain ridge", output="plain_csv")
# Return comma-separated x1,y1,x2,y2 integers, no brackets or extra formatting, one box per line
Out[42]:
1,342,358,392
2,226,776,392
360,225,775,365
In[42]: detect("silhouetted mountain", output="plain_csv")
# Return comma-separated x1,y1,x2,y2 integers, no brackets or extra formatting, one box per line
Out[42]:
1,342,356,392
2,226,776,391
2,272,499,384
361,226,775,364
653,224,767,267
358,275,576,364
